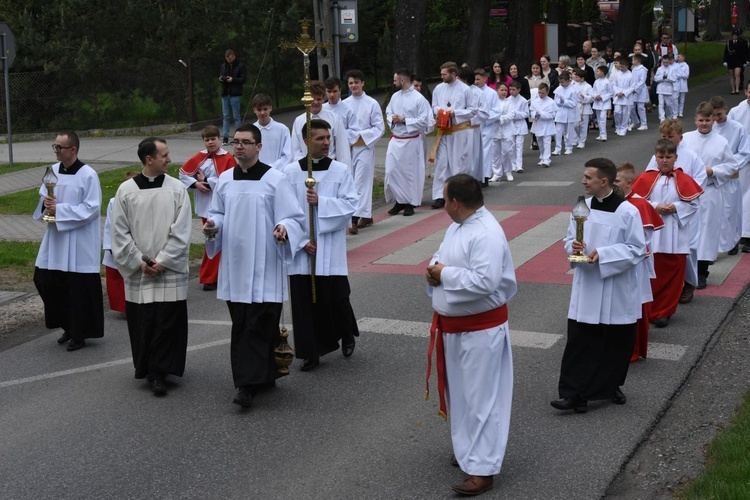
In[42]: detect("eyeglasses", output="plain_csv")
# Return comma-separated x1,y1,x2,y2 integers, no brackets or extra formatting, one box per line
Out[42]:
52,144,73,152
231,140,258,147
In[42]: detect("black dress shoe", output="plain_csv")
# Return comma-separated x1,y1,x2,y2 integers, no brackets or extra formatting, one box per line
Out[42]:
57,331,72,344
612,388,627,405
431,198,445,209
451,455,459,467
728,243,740,256
342,341,355,358
232,386,254,407
66,339,86,351
679,284,695,304
387,202,404,215
150,378,167,397
202,283,217,291
697,273,708,290
402,205,415,216
653,316,670,328
300,358,320,371
551,398,588,413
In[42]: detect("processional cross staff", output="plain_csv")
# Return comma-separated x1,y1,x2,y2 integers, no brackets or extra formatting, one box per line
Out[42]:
280,19,332,304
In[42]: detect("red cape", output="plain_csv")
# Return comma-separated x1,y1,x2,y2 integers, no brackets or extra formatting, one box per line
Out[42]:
625,193,665,230
631,168,703,202
180,149,236,177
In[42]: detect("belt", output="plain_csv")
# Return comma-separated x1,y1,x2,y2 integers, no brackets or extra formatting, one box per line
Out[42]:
426,305,508,419
391,134,420,140
428,122,478,163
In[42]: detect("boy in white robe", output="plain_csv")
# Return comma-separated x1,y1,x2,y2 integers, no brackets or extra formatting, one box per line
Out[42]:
426,174,517,496
282,120,360,371
674,54,690,117
490,83,515,181
593,66,613,141
111,137,192,396
727,82,750,252
323,77,356,129
474,68,501,183
553,72,577,155
552,158,646,413
654,55,676,122
344,69,385,230
508,81,529,171
457,67,487,184
253,94,292,170
291,81,352,169
629,54,650,130
710,96,750,255
34,130,104,352
385,69,435,214
205,124,307,407
682,102,738,289
612,56,633,136
572,68,593,148
529,83,558,167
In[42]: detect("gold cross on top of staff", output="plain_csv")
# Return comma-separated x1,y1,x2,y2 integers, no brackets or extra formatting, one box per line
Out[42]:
280,19,332,55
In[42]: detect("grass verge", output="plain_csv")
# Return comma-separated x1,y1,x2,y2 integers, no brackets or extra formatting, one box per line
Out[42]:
680,390,750,498
0,162,50,176
683,40,726,87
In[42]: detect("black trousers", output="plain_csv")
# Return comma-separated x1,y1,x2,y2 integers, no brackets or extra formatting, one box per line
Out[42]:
34,268,104,341
125,300,188,380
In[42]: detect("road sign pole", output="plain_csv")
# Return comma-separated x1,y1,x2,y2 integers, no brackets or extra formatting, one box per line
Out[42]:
2,32,12,167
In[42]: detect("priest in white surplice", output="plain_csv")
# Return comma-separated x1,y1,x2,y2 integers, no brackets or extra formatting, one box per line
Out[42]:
205,124,307,408
426,174,517,496
344,70,384,231
384,69,435,216
291,80,352,169
111,137,192,397
429,62,477,209
281,119,359,371
34,130,104,352
552,158,646,414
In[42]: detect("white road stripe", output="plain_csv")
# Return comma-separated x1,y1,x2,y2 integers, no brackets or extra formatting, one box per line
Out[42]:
508,212,570,267
517,181,575,187
0,317,688,389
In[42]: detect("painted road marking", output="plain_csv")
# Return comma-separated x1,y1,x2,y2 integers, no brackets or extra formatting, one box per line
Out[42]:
518,181,575,187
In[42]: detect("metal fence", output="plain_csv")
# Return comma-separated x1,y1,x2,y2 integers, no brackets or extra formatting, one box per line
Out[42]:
0,67,192,135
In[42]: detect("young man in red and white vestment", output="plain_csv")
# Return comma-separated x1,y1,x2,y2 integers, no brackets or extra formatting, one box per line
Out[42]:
179,125,236,291
631,139,703,328
615,163,664,362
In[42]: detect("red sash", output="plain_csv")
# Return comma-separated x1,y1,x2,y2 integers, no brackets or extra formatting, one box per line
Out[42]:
631,168,703,202
180,150,237,177
625,193,665,230
391,134,420,140
426,305,508,419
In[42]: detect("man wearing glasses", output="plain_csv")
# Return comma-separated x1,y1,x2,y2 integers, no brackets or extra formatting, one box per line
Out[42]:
205,123,307,408
33,131,104,352
657,33,678,60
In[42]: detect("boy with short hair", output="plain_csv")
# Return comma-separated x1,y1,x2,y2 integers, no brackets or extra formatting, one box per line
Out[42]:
654,54,676,122
323,77,355,130
179,125,236,291
612,56,633,136
553,72,577,155
490,83,515,181
508,80,529,170
629,54,649,131
593,66,613,141
682,102,738,289
252,93,292,170
572,68,593,148
529,83,558,167
631,139,702,327
674,54,690,118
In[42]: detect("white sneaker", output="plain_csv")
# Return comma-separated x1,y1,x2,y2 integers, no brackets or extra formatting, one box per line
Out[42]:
541,162,550,168
600,137,607,142
506,173,514,181
637,125,648,131
537,160,544,165
595,136,603,141
489,175,500,182
627,124,634,132
516,168,524,173
564,150,573,155
576,144,585,149
551,150,561,156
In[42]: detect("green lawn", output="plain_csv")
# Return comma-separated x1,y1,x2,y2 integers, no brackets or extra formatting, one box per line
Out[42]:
0,162,50,176
683,40,726,87
681,390,750,498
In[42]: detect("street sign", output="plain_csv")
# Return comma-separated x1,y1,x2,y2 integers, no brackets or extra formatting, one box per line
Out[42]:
336,0,358,43
0,23,15,68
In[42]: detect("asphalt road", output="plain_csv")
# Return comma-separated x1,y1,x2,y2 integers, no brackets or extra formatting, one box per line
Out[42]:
1,81,749,499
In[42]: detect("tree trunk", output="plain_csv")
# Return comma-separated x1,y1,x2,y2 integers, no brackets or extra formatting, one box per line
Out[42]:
720,0,731,32
740,0,750,31
638,3,655,43
392,0,428,76
464,0,492,67
704,0,722,41
508,0,538,70
614,0,647,50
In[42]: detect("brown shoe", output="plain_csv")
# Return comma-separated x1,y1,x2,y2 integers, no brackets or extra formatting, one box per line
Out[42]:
348,226,358,235
451,475,493,496
679,284,695,304
355,217,373,229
